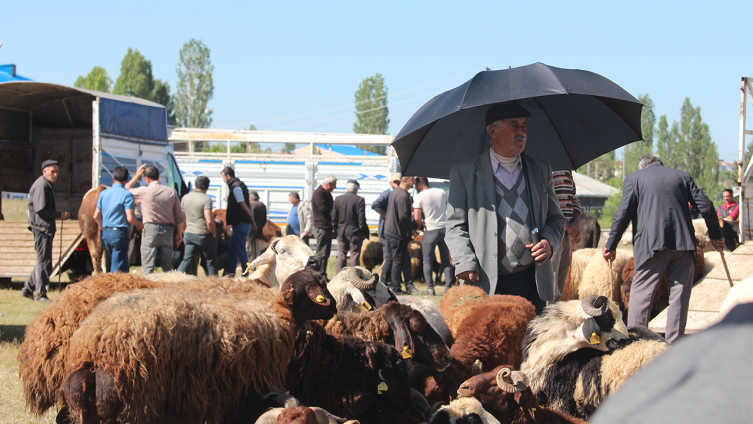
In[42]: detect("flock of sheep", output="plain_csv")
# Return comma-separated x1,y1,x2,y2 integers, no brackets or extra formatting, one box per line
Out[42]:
16,231,742,424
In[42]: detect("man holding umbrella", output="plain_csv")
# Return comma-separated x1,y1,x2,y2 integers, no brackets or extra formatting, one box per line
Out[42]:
446,103,565,313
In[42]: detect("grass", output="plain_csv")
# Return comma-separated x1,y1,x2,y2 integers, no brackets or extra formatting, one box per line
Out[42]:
2,198,28,221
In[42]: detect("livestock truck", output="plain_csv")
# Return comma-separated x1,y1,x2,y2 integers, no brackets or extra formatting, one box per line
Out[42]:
169,128,412,232
0,82,188,282
739,77,753,245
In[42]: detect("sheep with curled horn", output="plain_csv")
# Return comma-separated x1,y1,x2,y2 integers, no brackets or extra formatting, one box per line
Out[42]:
247,235,321,288
62,270,337,424
429,397,500,424
327,266,397,313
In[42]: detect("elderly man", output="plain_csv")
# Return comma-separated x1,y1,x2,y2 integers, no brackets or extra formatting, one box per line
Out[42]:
178,176,218,276
287,191,313,245
22,159,71,301
94,166,143,273
311,175,337,279
126,164,184,275
413,177,453,295
603,154,724,343
385,175,420,295
221,166,252,277
247,190,267,262
332,179,369,273
446,102,565,313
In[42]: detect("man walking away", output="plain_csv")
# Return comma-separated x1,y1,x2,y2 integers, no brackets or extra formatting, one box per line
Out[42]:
126,164,184,275
372,173,413,288
221,166,252,277
385,175,419,295
550,170,582,301
247,190,267,262
22,160,71,301
412,177,453,295
311,175,337,279
178,176,218,276
288,191,313,245
603,154,724,343
94,166,143,273
332,179,369,273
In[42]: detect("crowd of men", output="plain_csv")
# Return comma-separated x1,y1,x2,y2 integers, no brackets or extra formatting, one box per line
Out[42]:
22,102,737,344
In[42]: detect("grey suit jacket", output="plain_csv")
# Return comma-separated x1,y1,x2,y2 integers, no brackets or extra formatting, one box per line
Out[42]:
446,150,565,300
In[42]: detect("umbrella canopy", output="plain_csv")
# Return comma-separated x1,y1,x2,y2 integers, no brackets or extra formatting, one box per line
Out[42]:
392,63,643,178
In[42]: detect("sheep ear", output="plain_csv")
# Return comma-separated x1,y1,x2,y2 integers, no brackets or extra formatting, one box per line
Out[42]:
386,313,414,359
248,249,276,268
582,317,602,345
471,359,483,376
306,283,331,306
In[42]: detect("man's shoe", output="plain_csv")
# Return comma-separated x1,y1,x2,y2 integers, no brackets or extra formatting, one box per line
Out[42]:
427,288,436,296
404,283,422,295
21,289,33,300
34,295,51,302
387,285,405,295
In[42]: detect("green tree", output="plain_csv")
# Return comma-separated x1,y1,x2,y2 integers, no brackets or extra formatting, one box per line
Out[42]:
74,66,112,92
678,98,721,200
353,73,389,154
152,79,174,119
113,48,155,99
281,143,297,153
623,93,656,176
173,39,214,129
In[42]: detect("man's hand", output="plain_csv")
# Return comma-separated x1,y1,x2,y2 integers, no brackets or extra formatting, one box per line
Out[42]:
301,230,311,237
135,222,144,233
526,239,552,264
566,221,582,244
174,233,183,249
60,212,71,220
602,247,616,263
711,238,725,252
456,271,479,282
135,164,146,179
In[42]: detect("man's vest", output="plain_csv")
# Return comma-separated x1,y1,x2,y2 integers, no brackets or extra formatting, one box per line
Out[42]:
226,177,252,225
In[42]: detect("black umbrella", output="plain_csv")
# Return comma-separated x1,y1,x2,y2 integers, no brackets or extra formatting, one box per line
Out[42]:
392,62,644,178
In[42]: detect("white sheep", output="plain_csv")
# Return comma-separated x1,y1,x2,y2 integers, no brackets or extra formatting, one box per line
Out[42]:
397,295,453,346
578,250,632,304
429,397,500,424
327,266,396,313
719,276,753,318
246,235,318,288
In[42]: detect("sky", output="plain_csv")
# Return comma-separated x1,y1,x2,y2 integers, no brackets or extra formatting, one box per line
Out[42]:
2,1,752,164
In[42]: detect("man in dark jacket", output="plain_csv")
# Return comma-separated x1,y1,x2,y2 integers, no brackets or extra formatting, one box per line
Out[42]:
23,160,71,301
311,175,337,278
603,154,725,343
384,175,419,294
372,173,413,288
221,167,252,277
247,190,267,262
332,179,368,273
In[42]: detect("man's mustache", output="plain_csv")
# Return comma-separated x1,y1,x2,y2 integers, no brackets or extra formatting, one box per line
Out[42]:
514,135,526,142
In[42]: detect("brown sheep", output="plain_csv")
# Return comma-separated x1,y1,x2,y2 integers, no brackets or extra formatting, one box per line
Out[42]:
18,272,271,419
62,270,337,424
409,240,423,282
439,285,489,337
359,236,383,271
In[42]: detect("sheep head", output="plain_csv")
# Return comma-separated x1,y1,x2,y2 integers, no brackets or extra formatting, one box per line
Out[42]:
347,267,380,312
429,397,499,424
382,302,452,372
248,235,318,288
362,342,413,415
577,295,629,351
281,269,337,326
457,365,539,423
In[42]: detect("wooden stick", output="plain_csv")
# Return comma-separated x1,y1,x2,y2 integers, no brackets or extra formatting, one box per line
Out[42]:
58,219,63,293
720,251,734,287
563,237,575,301
608,259,614,302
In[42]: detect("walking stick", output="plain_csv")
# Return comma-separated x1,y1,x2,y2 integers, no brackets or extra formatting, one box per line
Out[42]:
563,237,575,301
720,251,734,287
608,257,614,302
58,218,63,293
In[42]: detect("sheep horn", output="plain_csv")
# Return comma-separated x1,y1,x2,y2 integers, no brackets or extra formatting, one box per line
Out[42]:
496,367,529,393
348,267,379,291
581,295,609,317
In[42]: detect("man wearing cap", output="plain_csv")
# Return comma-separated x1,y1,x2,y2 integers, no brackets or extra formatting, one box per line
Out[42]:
311,175,337,279
94,166,143,273
372,173,413,288
446,103,565,313
331,179,369,273
178,176,218,276
22,160,71,301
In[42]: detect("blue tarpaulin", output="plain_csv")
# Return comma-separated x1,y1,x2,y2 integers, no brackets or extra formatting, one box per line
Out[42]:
0,64,32,82
99,97,167,142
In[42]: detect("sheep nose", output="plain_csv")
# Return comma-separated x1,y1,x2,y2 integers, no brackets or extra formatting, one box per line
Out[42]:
305,257,319,270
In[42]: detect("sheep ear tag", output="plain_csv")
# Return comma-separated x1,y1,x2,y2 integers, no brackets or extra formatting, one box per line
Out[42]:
360,301,373,311
402,345,413,359
583,317,602,345
306,285,330,306
377,382,388,394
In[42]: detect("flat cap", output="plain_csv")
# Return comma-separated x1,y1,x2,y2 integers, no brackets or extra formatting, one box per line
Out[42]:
485,102,531,126
41,159,58,170
347,179,360,187
390,172,402,182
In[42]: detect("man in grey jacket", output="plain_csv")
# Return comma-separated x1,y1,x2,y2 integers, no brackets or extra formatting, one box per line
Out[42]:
22,160,71,301
445,103,565,313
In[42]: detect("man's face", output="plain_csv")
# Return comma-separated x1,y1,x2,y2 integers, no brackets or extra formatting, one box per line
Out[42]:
221,172,229,183
42,165,59,183
489,117,527,157
289,195,299,205
403,177,415,190
723,191,734,204
324,181,337,192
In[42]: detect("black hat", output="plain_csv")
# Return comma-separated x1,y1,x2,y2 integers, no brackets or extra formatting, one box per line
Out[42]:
485,103,531,126
346,179,360,187
41,159,58,170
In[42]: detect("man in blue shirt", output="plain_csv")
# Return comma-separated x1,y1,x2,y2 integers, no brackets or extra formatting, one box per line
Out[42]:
94,166,143,273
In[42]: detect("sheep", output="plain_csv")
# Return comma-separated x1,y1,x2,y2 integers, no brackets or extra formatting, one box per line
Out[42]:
456,365,586,424
248,235,320,288
719,276,753,318
439,285,489,337
536,326,667,419
578,250,632,304
286,320,413,418
520,295,629,400
18,272,275,419
327,266,396,314
409,240,423,282
559,248,599,301
324,301,452,372
345,388,436,424
429,397,500,424
62,269,337,424
360,236,383,271
253,404,357,424
398,295,453,346
703,250,722,275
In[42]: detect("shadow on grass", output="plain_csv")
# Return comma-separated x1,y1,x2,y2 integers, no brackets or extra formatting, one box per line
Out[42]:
0,324,27,343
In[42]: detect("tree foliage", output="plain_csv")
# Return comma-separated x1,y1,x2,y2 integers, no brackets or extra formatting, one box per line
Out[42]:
74,66,112,92
110,48,173,117
173,39,214,129
623,93,655,175
353,73,389,155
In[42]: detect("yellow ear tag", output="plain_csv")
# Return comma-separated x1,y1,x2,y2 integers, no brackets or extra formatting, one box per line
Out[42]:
316,295,325,303
590,332,601,345
360,301,373,311
377,382,388,394
402,345,413,359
